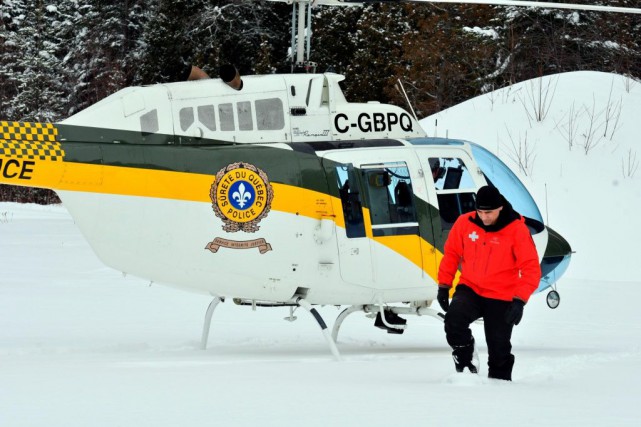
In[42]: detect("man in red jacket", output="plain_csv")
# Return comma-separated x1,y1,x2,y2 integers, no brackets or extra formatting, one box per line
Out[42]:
437,185,541,381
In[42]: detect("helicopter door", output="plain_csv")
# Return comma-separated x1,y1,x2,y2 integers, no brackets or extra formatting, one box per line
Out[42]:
359,161,425,290
417,149,484,246
322,151,425,289
329,162,373,285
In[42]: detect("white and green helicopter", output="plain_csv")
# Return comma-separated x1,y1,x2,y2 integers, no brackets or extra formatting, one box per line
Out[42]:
5,0,636,358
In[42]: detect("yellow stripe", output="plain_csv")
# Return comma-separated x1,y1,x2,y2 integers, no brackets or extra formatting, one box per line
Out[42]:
54,162,334,220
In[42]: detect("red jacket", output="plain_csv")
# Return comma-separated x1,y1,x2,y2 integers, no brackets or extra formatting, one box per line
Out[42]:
438,210,541,302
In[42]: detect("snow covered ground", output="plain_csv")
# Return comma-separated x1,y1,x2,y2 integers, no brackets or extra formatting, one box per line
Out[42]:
2,71,641,426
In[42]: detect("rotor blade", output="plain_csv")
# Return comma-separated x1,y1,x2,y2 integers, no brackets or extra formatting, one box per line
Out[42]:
404,0,641,14
265,0,641,15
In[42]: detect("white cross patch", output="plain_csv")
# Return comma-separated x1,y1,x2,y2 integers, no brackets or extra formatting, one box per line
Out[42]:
468,231,479,242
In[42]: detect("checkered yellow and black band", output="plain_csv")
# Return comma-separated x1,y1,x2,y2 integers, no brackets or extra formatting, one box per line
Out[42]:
0,121,64,161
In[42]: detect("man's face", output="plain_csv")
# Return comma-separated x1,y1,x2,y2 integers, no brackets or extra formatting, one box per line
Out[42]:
477,206,503,226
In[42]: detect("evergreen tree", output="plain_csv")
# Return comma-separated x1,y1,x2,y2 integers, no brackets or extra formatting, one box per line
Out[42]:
394,3,496,116
1,1,28,119
488,2,640,83
590,0,641,77
63,1,148,115
135,0,208,84
344,3,409,104
3,0,78,122
312,5,363,74
134,0,290,83
195,0,290,76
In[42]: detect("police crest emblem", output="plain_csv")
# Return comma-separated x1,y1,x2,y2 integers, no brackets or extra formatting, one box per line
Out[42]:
210,162,274,233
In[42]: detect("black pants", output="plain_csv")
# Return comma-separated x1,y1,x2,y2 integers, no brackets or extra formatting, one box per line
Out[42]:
444,285,515,380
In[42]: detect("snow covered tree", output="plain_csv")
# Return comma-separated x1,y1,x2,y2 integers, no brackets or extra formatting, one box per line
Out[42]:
344,3,410,104
135,0,208,84
392,3,497,117
311,3,412,104
0,0,28,119
488,2,641,84
590,1,641,77
135,0,289,83
1,0,69,121
62,0,148,115
194,0,290,76
311,4,363,74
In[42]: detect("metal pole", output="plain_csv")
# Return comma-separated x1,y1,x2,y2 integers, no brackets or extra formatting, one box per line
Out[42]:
296,0,307,65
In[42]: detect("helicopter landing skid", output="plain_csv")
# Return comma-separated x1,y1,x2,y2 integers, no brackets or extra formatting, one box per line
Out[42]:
332,304,445,343
201,296,224,350
200,295,342,360
296,297,342,361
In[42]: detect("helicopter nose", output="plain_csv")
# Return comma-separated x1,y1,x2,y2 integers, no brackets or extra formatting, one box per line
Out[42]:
537,226,572,293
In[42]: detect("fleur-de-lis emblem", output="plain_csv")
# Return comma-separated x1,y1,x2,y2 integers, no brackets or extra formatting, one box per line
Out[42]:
232,183,252,208
210,162,274,233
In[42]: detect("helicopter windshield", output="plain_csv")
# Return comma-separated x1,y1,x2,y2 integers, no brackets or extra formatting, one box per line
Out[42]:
469,143,543,223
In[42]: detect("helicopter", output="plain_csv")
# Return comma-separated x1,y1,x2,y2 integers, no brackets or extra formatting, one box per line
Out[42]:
5,0,636,359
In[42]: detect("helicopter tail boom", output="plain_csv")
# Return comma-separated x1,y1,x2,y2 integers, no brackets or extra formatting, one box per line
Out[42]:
0,121,65,190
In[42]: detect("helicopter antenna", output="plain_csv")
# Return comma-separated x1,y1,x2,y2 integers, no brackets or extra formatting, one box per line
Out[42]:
545,182,549,226
396,79,419,122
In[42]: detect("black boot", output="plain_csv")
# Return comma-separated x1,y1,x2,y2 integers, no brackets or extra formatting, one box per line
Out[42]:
452,340,479,374
488,353,514,381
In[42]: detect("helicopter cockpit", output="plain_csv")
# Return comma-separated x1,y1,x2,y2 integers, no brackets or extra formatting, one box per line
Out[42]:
470,142,572,293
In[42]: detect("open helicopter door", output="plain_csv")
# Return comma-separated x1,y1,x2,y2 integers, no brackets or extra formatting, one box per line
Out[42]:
415,146,488,252
322,149,428,294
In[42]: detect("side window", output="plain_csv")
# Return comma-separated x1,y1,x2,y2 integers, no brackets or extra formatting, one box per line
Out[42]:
140,109,159,134
197,105,216,131
219,103,235,131
179,107,194,131
429,157,476,231
237,101,253,131
336,164,365,238
361,162,417,237
256,98,285,130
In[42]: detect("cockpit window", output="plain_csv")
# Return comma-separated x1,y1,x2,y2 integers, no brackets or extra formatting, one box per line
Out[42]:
469,143,544,223
430,157,475,191
429,157,476,231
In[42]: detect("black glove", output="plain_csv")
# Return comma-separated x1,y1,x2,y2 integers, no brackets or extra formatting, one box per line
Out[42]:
437,286,451,312
505,299,525,325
